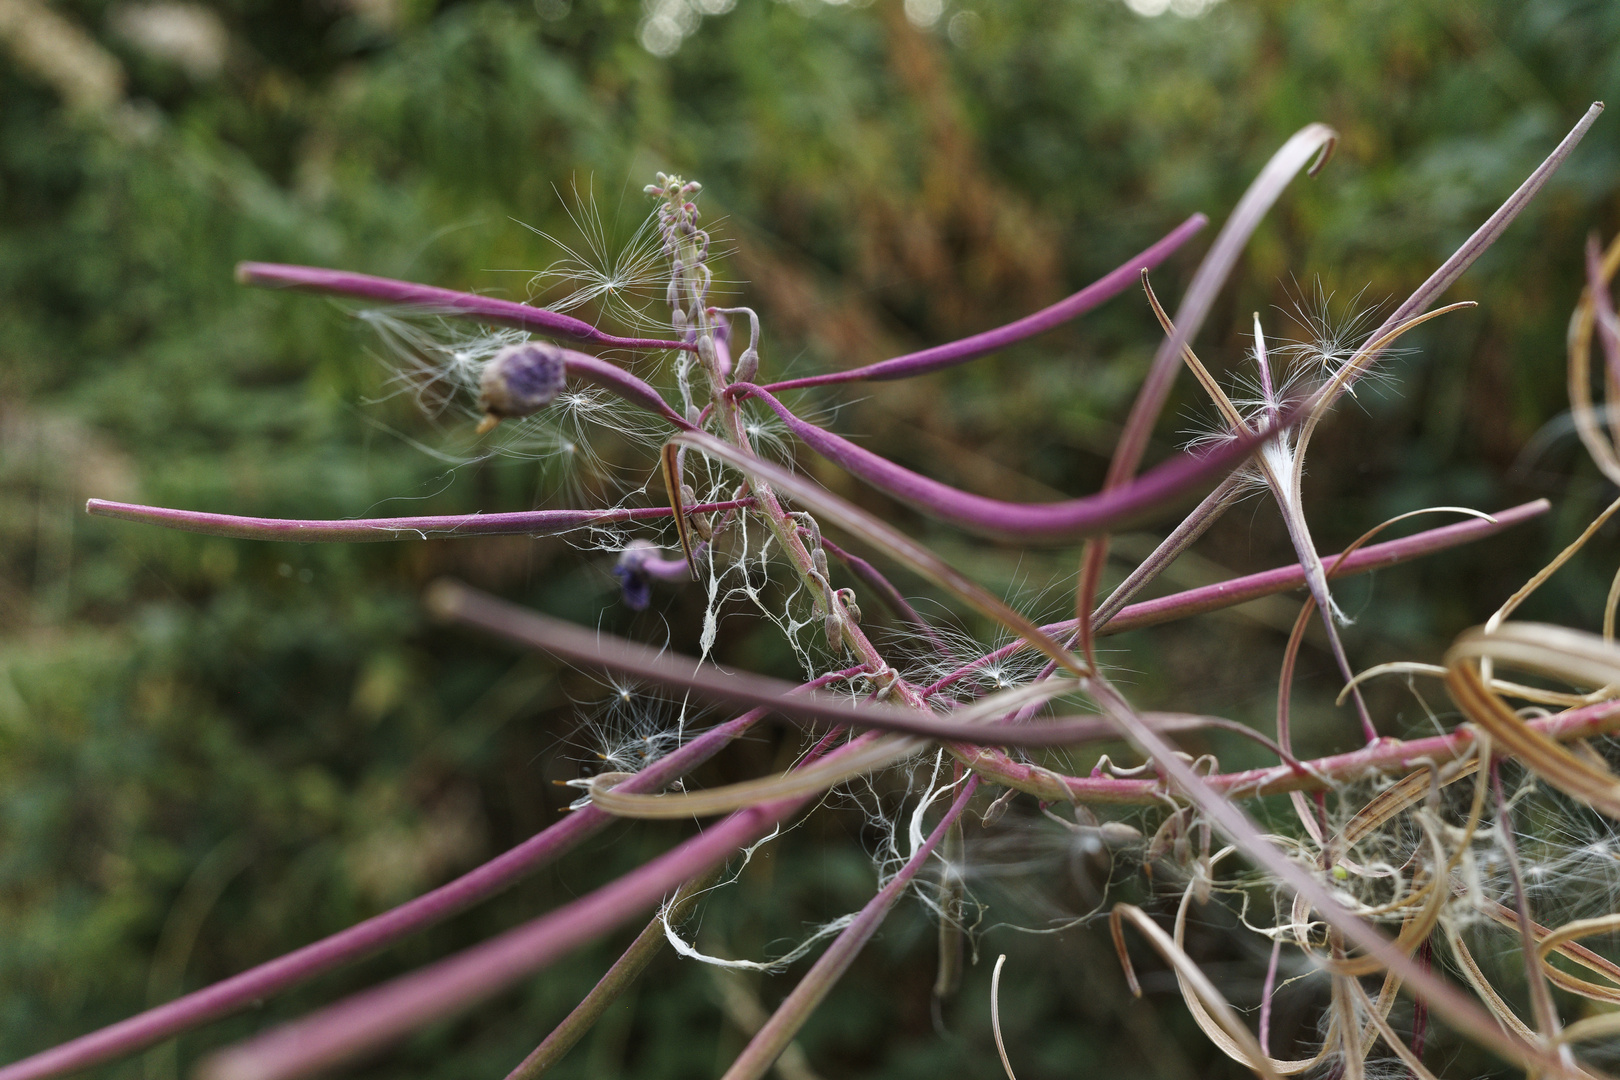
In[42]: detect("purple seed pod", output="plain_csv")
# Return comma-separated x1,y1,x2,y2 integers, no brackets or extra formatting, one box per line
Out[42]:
478,343,568,421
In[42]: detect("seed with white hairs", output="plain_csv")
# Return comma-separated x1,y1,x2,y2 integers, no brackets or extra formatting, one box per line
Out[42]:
477,343,568,430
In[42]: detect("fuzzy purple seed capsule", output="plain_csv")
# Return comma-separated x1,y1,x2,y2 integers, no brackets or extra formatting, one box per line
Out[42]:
477,342,567,432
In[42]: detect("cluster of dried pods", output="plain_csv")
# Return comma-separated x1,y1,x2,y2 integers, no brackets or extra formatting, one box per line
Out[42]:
10,104,1620,1080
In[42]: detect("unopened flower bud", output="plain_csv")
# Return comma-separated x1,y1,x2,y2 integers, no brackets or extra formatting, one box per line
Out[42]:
980,786,1018,828
1096,821,1142,848
734,347,759,383
478,343,567,424
824,610,845,652
697,334,717,368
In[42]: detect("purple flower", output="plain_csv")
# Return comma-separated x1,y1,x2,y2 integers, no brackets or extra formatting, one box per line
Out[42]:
611,541,658,610
611,540,697,610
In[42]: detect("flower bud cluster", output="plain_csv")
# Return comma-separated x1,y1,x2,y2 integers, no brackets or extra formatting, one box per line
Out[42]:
644,173,711,338
646,172,717,414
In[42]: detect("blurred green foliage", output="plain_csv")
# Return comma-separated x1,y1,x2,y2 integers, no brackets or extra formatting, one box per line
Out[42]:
3,0,1620,1076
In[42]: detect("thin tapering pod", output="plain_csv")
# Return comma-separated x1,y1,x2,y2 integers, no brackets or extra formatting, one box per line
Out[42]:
554,347,697,427
1111,897,1289,1079
84,498,752,543
0,656,864,1080
235,262,695,353
1522,909,1620,1004
990,954,1018,1080
1489,765,1570,1051
428,581,1136,752
728,384,1282,544
919,500,1548,689
1336,101,1604,406
659,443,700,577
761,215,1208,392
1446,624,1620,819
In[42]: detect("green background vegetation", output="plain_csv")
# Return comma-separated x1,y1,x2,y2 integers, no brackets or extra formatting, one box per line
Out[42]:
3,0,1620,1075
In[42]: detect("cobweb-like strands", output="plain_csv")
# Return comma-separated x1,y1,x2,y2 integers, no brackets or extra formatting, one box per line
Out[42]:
0,692,798,1080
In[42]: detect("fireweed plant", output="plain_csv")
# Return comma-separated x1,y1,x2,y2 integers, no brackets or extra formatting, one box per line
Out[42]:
14,104,1620,1080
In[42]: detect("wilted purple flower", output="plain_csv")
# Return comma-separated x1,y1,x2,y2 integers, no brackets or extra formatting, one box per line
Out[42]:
612,540,658,610
611,540,697,611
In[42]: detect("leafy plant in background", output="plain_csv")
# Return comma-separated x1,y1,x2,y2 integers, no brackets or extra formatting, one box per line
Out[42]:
10,72,1620,1079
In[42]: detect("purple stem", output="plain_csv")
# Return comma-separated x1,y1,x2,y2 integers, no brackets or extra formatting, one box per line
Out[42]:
817,536,952,657
428,581,1167,748
920,500,1547,697
1089,475,1244,629
732,383,1279,543
85,499,753,543
1258,937,1282,1057
503,873,712,1080
555,348,695,428
1102,499,1546,633
235,262,694,354
760,215,1208,392
195,734,890,1080
0,670,857,1080
1051,697,1620,805
720,778,980,1080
